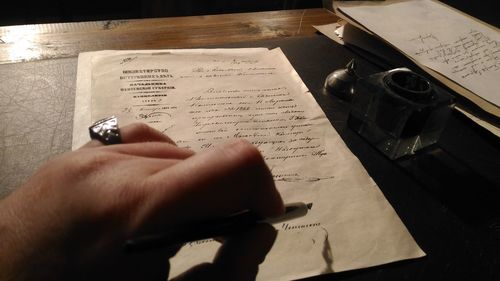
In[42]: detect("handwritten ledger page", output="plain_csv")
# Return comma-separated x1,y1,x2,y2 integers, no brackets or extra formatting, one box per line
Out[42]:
337,0,500,111
73,48,424,280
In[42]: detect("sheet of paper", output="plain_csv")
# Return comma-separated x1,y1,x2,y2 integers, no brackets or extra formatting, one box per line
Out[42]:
73,48,424,280
455,106,500,138
337,0,500,108
313,21,500,136
326,11,499,118
313,21,346,45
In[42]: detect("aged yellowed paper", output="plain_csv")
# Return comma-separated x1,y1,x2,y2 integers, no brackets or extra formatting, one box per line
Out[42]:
73,48,424,280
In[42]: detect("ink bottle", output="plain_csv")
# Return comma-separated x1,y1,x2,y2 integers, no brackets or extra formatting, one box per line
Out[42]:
348,68,455,159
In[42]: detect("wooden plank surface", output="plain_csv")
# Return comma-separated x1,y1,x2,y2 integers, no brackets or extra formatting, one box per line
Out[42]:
0,8,338,64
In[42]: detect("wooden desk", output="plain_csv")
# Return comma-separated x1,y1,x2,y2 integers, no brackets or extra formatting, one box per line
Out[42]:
0,8,337,64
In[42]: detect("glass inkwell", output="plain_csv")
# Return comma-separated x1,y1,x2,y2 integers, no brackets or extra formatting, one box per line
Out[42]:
326,64,455,159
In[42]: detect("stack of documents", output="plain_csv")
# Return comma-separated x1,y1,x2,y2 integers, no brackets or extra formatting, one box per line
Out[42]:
318,0,500,136
73,47,424,280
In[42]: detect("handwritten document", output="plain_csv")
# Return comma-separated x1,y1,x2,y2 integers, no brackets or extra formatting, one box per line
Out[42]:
337,0,500,107
73,48,424,280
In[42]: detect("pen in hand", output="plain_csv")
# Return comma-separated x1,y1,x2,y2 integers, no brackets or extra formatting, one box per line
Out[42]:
124,202,311,253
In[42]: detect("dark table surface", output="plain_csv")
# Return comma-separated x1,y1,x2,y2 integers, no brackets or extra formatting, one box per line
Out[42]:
1,33,498,280
260,36,500,281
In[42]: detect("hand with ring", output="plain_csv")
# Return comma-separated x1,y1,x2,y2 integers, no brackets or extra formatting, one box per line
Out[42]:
0,120,284,281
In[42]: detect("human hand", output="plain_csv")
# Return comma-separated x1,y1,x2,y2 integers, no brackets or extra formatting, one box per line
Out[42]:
0,123,284,280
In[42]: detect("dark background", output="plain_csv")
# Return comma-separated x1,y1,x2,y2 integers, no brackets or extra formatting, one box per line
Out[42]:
0,0,498,28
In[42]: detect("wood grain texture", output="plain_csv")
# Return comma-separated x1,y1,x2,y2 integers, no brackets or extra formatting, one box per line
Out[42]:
0,8,338,64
